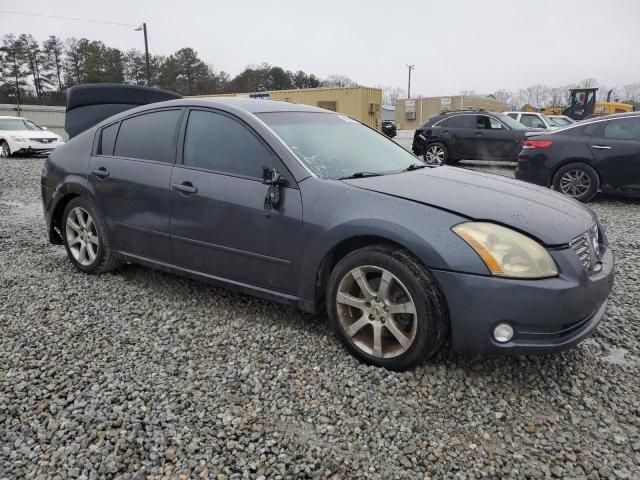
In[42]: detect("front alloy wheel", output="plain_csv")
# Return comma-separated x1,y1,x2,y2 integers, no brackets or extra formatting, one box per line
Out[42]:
327,245,447,370
336,266,417,359
424,144,446,165
65,207,99,266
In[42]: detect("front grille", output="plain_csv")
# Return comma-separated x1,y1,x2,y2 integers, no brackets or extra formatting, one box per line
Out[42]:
570,235,591,268
570,224,600,271
30,138,55,143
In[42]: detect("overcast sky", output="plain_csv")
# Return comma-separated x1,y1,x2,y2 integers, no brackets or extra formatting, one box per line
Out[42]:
2,0,639,96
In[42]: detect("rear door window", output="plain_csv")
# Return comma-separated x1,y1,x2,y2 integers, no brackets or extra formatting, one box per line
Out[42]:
447,115,471,128
114,109,182,163
603,118,640,141
99,122,119,156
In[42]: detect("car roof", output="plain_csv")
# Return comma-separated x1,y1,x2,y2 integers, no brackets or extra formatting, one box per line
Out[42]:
0,116,26,120
170,97,330,114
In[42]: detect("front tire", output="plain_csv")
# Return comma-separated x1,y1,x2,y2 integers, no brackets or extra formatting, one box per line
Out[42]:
552,162,599,202
62,197,120,273
0,140,10,158
327,245,447,370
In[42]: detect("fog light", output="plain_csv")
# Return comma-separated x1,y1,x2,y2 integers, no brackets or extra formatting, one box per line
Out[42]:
493,323,514,343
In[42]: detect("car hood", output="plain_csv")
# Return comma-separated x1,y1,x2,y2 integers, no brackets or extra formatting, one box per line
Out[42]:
3,129,60,139
343,167,596,245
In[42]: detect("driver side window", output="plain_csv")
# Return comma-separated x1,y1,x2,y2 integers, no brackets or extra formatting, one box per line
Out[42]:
520,114,545,129
476,115,504,130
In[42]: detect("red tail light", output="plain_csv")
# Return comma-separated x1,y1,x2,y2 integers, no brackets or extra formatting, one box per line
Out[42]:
522,140,553,149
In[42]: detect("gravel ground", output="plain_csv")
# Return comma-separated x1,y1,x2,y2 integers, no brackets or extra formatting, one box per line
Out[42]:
1,157,639,479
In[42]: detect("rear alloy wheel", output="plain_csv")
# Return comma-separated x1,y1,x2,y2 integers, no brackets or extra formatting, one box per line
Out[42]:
0,140,10,158
423,143,447,165
553,162,599,202
327,245,447,370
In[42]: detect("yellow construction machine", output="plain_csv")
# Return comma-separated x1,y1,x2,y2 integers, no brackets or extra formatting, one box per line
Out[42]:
542,88,634,120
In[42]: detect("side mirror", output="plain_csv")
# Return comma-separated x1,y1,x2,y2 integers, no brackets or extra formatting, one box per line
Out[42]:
262,167,287,214
262,166,287,186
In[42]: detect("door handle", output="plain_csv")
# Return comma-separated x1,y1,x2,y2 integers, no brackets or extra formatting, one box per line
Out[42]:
92,167,110,178
591,145,612,150
172,182,197,194
475,132,483,136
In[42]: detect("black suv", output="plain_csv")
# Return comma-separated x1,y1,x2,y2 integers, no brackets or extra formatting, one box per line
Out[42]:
412,110,537,164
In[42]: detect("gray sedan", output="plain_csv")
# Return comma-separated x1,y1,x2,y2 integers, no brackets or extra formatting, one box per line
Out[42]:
41,93,614,370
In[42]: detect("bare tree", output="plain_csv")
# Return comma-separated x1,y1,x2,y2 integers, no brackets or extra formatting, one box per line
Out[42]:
492,89,518,110
381,85,406,106
459,89,477,97
622,83,640,104
517,84,551,110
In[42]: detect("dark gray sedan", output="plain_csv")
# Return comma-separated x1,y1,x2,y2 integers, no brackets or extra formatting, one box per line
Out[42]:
42,94,614,370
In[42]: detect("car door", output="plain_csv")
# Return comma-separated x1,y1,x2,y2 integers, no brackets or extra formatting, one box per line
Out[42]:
589,117,640,193
170,108,303,294
438,114,475,159
474,115,518,160
89,108,183,262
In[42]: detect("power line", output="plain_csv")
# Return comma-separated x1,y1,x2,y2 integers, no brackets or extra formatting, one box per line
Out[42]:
0,9,137,28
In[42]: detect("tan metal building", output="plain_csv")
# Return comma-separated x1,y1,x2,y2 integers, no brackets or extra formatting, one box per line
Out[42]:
395,95,508,130
192,86,383,130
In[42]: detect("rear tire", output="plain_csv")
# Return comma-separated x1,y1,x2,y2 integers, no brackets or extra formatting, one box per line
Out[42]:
552,162,599,202
0,140,10,158
62,197,121,273
327,245,448,370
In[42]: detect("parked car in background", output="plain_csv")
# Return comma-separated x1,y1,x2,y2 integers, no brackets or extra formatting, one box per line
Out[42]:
0,116,64,158
412,110,537,164
516,112,640,202
381,120,397,138
548,115,576,127
505,111,559,130
42,86,614,370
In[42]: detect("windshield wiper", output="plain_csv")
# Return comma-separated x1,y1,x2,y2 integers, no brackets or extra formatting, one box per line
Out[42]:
404,163,427,171
338,171,382,180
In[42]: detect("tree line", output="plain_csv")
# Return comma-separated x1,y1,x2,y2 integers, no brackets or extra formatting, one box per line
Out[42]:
0,33,358,106
488,80,640,111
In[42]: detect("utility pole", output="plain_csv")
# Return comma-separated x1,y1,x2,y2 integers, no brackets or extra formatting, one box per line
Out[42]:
406,64,415,99
136,23,151,86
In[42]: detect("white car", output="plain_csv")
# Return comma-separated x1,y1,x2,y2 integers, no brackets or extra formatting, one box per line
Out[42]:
548,114,576,127
504,111,559,130
0,116,65,158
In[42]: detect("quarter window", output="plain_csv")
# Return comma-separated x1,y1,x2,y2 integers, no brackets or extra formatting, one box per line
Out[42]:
603,118,640,141
113,109,181,163
183,110,279,179
99,122,119,156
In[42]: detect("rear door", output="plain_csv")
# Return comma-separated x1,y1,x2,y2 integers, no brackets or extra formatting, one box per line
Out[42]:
170,108,303,293
89,108,183,262
438,114,475,159
589,117,640,193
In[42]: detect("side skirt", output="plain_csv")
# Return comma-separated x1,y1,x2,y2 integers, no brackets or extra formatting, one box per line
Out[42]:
115,250,316,313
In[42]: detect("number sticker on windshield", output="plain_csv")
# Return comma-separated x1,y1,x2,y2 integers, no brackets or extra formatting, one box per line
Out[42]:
337,115,357,123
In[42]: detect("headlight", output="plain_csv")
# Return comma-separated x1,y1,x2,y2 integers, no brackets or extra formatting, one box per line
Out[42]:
453,222,558,279
10,135,28,142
